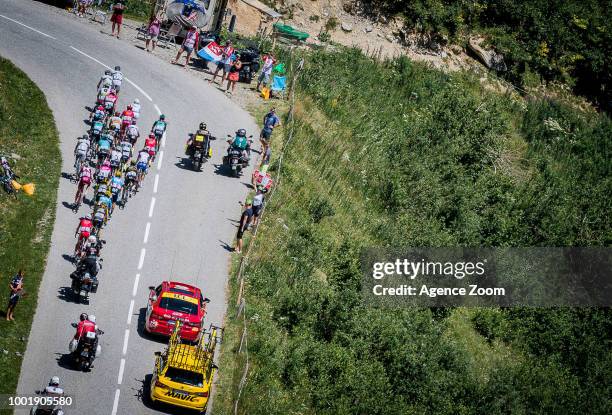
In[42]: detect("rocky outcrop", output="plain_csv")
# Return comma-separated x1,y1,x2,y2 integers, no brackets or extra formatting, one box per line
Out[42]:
468,37,507,72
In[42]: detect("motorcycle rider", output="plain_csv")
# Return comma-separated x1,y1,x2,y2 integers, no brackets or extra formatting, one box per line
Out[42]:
74,214,93,258
186,122,212,159
227,128,251,165
74,313,96,340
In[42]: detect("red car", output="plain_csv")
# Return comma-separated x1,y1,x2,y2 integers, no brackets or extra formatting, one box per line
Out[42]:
145,281,209,341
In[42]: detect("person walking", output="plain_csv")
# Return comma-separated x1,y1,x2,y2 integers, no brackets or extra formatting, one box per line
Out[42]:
6,270,24,321
110,0,126,39
260,108,281,155
172,25,199,67
209,40,234,85
226,55,242,95
257,52,276,91
234,200,253,254
145,14,162,52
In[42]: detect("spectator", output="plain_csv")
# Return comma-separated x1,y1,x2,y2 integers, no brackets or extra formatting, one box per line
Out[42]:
145,14,162,52
257,52,276,91
110,0,126,39
172,25,199,67
226,54,242,95
261,145,271,167
252,190,265,227
6,270,24,321
260,107,280,156
234,200,253,254
209,40,234,85
77,0,91,17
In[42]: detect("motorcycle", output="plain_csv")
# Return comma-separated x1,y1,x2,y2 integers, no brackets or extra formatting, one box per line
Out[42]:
223,135,252,177
186,133,215,171
69,323,104,371
70,256,102,303
29,389,64,415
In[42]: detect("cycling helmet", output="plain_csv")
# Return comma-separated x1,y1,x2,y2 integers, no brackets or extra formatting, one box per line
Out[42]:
114,111,120,116
80,313,88,321
114,65,121,71
109,88,116,94
130,160,136,166
104,69,111,75
88,315,96,323
134,98,140,104
127,105,132,110
149,133,155,139
49,376,60,387
87,235,97,244
115,170,122,177
132,119,137,125
236,128,246,137
159,114,165,121
199,122,207,130
97,105,104,111
102,160,111,167
85,213,92,220
81,134,89,140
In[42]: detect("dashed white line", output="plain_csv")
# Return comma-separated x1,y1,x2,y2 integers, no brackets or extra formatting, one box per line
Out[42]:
0,14,57,39
153,174,159,193
157,151,164,170
122,329,130,356
148,197,156,218
137,248,146,270
154,104,162,116
117,358,126,384
132,274,140,297
143,222,151,244
161,132,166,148
111,389,120,415
127,299,135,325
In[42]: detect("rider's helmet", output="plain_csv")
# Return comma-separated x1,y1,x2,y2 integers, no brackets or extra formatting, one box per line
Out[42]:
102,160,111,168
131,119,137,125
144,146,152,153
81,134,89,141
127,105,132,111
148,133,155,139
134,98,140,105
49,376,60,387
80,313,88,322
88,315,96,323
199,122,207,130
104,69,111,76
115,170,122,177
236,128,247,137
130,159,136,166
159,114,165,121
114,111,120,117
88,235,97,244
109,88,116,95
114,65,121,71
85,213,92,220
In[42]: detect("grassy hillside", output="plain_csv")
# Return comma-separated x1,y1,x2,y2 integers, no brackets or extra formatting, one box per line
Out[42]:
213,48,611,414
0,57,61,410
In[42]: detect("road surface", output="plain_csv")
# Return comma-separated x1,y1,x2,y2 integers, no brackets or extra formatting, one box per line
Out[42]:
0,1,257,413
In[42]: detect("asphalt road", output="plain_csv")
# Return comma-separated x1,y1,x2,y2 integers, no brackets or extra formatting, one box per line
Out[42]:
0,1,258,413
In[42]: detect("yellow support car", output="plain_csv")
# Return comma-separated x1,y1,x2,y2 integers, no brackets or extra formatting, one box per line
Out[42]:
149,321,223,413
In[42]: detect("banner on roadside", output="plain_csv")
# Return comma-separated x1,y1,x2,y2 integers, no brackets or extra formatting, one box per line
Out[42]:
197,41,223,62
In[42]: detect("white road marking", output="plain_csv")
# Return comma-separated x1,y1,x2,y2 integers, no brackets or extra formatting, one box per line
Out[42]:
122,329,130,355
153,174,159,193
69,46,111,69
127,299,135,325
143,221,151,243
111,389,120,415
154,104,161,116
148,197,156,218
132,274,140,297
161,131,166,148
138,248,146,270
117,358,126,384
125,77,153,102
0,14,57,39
157,151,164,170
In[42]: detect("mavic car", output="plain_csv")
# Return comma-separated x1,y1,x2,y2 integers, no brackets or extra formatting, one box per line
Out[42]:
145,281,209,341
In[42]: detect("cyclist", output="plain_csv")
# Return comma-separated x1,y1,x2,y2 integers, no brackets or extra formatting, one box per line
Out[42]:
112,65,123,94
119,139,133,167
92,204,106,231
132,98,141,120
91,103,106,122
74,214,93,258
151,114,167,142
97,160,112,183
98,70,113,89
104,89,118,115
74,134,90,172
108,111,122,134
123,160,138,199
109,146,122,174
144,134,157,162
96,134,112,166
74,163,93,206
110,171,124,212
125,119,140,145
136,148,150,187
121,105,134,135
97,189,113,220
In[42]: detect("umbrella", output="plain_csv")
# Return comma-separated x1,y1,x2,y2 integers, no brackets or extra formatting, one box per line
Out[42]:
166,0,209,28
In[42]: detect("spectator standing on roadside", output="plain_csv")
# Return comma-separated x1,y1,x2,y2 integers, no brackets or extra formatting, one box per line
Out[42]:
209,40,235,85
260,108,280,156
172,25,199,67
145,14,162,52
110,0,126,39
252,190,265,227
6,270,24,321
234,200,253,254
257,52,276,91
226,55,242,95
